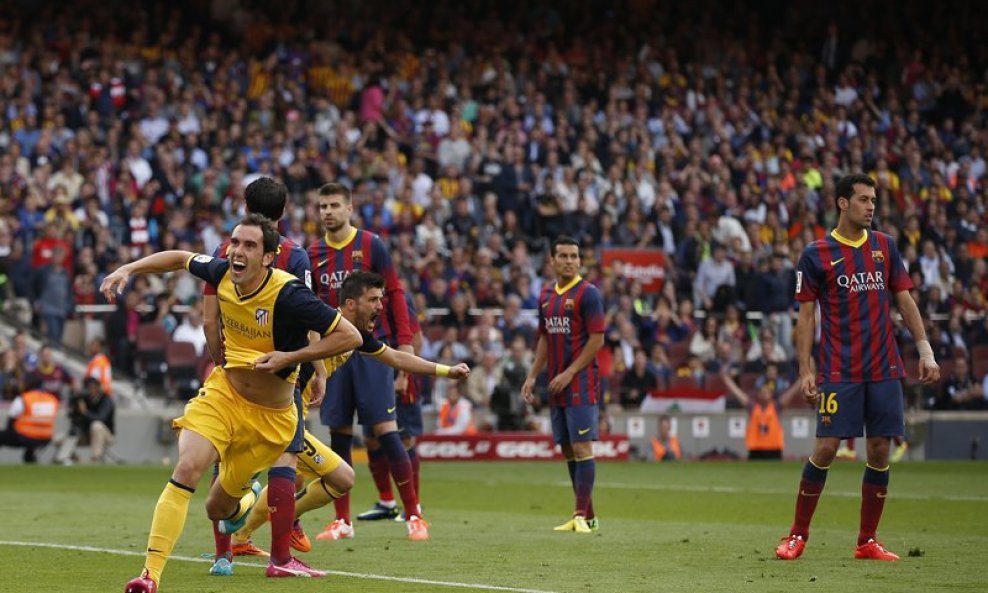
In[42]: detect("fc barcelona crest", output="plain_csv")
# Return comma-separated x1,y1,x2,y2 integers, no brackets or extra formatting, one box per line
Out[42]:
255,308,270,327
352,250,364,263
871,250,885,263
564,299,575,310
820,415,832,427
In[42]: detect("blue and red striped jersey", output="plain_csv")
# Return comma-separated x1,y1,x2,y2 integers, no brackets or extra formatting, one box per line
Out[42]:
795,229,913,383
308,228,412,347
203,236,311,296
537,276,606,407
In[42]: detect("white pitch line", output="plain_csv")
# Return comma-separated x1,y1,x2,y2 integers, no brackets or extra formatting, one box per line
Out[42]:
0,540,563,593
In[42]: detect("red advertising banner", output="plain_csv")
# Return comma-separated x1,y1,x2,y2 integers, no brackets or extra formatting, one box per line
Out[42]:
417,433,630,461
600,248,667,293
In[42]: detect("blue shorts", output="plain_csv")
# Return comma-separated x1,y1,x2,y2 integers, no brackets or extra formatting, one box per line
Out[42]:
360,402,422,440
320,353,397,428
816,379,904,439
285,388,305,454
396,400,423,438
550,405,599,445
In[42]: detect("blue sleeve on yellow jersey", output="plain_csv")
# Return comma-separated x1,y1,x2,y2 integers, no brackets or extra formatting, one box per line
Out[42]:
274,279,341,335
185,254,229,287
358,331,387,355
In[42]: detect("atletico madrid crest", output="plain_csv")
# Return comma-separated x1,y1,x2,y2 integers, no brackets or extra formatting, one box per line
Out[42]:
871,250,885,263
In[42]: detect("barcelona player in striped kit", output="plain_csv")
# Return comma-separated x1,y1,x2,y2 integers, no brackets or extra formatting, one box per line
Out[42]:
776,174,940,561
308,182,428,541
523,236,605,534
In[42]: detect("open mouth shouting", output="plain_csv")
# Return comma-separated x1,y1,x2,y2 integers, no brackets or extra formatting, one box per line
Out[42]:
230,259,248,275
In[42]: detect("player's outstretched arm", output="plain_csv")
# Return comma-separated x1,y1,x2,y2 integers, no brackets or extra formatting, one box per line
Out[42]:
795,301,819,403
100,250,196,301
254,316,362,373
377,347,471,379
894,290,941,384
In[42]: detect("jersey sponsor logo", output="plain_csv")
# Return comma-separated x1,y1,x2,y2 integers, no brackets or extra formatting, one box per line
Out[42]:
319,270,352,291
224,316,272,340
578,427,591,436
830,257,845,266
255,308,270,327
871,250,885,263
836,270,885,293
193,254,213,264
387,406,397,414
316,258,329,269
544,316,571,334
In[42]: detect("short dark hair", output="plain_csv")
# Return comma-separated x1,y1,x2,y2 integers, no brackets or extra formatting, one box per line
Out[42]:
340,270,385,303
319,182,352,203
238,212,280,254
834,173,876,211
551,235,580,256
244,177,288,221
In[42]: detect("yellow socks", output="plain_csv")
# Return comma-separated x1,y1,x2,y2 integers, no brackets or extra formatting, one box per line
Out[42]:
295,478,344,518
144,480,194,584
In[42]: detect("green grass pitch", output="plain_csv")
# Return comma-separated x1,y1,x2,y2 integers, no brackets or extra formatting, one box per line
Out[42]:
1,460,985,593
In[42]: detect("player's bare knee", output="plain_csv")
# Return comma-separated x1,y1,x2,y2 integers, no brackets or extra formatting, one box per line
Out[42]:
572,441,594,459
324,464,355,493
272,451,297,468
812,441,839,465
204,494,237,520
171,456,208,486
866,437,891,465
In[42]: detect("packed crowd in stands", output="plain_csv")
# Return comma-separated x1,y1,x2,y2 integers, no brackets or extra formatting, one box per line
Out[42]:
1,0,987,418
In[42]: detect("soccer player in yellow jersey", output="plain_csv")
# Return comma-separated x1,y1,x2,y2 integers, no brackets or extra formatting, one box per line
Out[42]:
103,214,362,593
231,271,470,548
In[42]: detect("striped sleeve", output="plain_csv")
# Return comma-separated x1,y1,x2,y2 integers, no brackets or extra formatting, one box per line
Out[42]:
369,233,413,345
795,244,821,302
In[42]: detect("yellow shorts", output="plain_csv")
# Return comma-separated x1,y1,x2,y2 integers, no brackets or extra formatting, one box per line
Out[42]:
173,368,297,497
297,429,344,482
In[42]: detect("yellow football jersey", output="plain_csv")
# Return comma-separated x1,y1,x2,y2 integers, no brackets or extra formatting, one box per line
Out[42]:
186,254,342,384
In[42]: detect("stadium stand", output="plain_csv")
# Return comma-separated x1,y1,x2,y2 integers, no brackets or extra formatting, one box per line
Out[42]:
0,0,986,421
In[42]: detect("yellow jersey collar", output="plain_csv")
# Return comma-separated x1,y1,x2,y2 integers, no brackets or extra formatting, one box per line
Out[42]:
555,275,582,295
326,227,357,250
831,228,868,248
234,268,273,301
